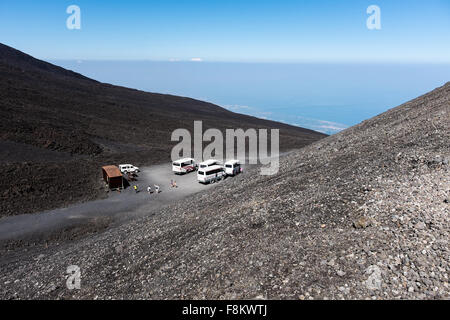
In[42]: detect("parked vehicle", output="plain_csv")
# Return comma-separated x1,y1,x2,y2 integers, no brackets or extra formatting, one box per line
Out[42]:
119,164,140,174
224,160,241,176
172,158,197,174
198,159,221,169
197,165,226,184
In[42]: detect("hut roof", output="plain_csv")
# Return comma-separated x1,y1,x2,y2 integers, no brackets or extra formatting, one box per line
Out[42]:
102,165,122,178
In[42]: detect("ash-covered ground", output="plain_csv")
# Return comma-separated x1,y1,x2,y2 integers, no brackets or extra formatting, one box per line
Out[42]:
0,43,325,217
0,82,448,300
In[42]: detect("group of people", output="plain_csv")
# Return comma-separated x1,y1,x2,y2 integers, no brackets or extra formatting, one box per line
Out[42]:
146,184,160,195
133,184,160,195
132,179,179,196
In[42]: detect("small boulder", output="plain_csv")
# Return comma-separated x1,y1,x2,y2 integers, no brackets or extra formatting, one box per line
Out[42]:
365,265,382,290
353,216,373,229
415,221,426,230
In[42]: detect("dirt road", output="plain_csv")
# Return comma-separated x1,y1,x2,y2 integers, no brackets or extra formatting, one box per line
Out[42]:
0,163,231,243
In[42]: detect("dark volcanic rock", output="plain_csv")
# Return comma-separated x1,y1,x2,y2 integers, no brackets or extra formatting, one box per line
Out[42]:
0,80,448,300
0,43,325,216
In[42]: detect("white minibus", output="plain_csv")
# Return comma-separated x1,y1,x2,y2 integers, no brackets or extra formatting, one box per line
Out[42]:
198,159,221,169
197,165,226,184
172,158,197,174
224,160,241,176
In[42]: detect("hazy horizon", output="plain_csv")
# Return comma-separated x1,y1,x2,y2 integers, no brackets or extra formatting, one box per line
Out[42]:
51,60,450,134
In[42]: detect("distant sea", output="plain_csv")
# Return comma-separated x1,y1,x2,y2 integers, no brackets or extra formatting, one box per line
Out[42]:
51,61,450,134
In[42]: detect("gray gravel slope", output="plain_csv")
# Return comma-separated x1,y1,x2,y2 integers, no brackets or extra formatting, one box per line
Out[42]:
0,82,449,300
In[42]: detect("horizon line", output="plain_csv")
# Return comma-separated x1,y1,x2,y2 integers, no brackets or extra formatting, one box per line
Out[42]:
45,58,450,65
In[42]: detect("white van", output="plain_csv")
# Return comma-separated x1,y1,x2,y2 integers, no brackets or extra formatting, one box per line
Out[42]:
224,160,241,176
172,158,197,174
197,165,225,184
198,159,221,169
119,164,140,174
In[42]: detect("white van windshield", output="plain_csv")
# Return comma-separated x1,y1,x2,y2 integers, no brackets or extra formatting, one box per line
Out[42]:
173,162,181,166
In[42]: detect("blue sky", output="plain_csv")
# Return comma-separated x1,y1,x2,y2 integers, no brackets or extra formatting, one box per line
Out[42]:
1,1,449,134
1,0,450,62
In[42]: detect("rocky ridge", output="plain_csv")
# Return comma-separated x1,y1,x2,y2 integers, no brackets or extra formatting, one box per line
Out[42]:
0,82,448,300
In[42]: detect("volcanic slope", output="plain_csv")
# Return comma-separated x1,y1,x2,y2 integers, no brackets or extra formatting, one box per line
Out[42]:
0,82,448,299
0,43,326,216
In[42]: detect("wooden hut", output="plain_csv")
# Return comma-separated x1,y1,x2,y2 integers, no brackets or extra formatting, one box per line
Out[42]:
102,165,124,189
